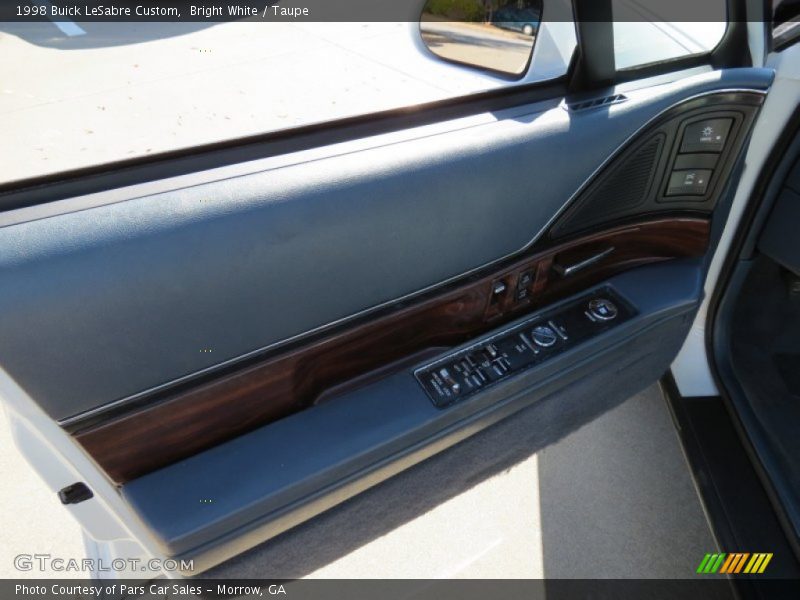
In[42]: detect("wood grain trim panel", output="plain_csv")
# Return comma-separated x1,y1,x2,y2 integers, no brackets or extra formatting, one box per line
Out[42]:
75,217,710,483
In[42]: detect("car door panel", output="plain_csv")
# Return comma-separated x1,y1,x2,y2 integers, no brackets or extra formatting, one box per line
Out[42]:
60,81,763,486
73,216,711,484
122,259,703,569
0,66,772,574
0,68,770,425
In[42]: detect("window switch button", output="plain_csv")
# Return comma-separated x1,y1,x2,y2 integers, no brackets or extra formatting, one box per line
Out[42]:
666,169,713,197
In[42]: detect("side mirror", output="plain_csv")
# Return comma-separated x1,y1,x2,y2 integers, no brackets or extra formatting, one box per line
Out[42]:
420,0,543,76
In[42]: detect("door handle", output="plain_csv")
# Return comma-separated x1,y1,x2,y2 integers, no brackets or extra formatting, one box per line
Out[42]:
553,246,615,277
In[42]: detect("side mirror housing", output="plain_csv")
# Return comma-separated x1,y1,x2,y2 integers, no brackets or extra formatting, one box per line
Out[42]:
419,0,542,76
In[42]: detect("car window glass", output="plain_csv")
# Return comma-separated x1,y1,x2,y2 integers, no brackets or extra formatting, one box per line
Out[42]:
1,4,571,185
612,0,727,70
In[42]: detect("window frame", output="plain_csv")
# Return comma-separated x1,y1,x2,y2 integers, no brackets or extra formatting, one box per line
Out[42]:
571,0,748,89
0,0,753,211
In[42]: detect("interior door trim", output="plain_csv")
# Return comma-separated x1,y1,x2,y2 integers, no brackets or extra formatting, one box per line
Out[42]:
49,86,767,434
73,216,711,484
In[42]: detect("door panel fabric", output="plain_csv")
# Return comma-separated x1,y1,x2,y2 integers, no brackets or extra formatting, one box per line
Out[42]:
0,68,772,422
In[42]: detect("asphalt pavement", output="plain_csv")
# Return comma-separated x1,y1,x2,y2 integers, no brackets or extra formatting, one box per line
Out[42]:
0,17,724,184
0,21,495,183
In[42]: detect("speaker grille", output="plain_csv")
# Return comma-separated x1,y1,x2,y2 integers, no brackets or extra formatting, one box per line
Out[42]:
553,134,664,237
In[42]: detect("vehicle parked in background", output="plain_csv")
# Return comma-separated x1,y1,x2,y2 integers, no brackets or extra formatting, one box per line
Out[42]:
491,5,540,35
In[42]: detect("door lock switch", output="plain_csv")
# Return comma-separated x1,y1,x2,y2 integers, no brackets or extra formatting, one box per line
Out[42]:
516,270,534,301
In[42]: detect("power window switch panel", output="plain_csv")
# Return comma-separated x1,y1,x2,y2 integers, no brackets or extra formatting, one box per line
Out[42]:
666,169,712,197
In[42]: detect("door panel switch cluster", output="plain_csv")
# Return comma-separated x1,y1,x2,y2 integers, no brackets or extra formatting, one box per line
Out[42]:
415,289,634,407
665,116,734,199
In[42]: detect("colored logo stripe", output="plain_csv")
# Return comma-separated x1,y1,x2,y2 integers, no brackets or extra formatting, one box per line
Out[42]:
698,552,773,574
697,553,726,573
745,553,773,574
697,554,713,573
719,554,736,573
738,553,751,573
729,553,749,574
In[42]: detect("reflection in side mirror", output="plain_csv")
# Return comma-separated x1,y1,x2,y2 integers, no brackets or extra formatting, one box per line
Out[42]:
420,0,542,76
